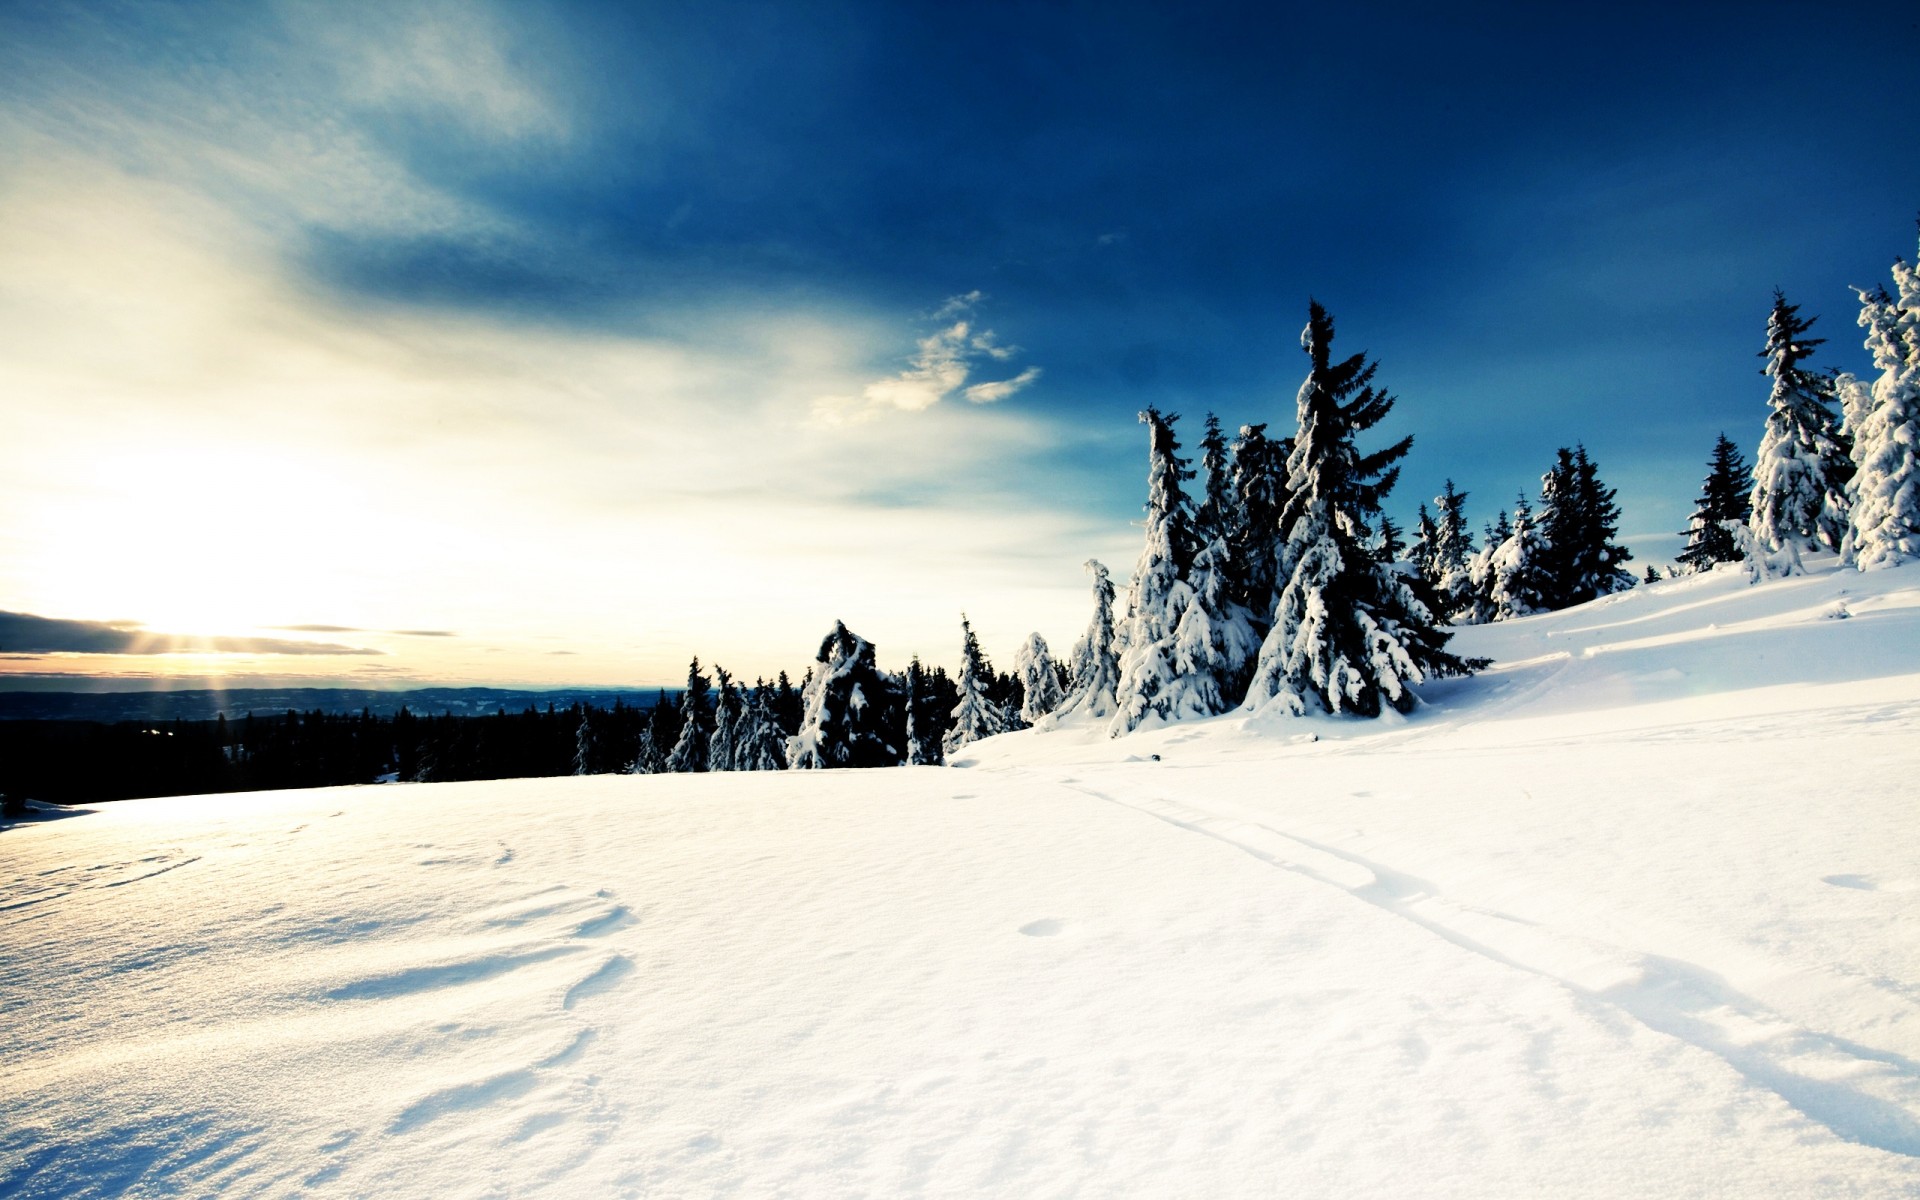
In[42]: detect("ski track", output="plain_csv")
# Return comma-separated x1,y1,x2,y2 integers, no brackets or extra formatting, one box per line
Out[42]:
1061,778,1920,1159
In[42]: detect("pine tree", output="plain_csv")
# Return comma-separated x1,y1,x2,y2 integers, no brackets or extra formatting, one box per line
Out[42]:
733,685,788,771
1110,408,1251,733
706,667,742,771
1410,503,1441,594
1677,434,1754,573
1537,446,1633,606
1243,301,1471,716
1012,633,1065,724
1486,495,1550,620
945,615,1011,753
1430,480,1476,619
1459,509,1512,625
1643,565,1661,585
1228,422,1290,623
664,658,713,773
772,671,802,737
904,658,944,765
1845,254,1920,569
1374,512,1406,565
572,705,593,776
1053,559,1121,720
788,622,903,769
1193,413,1238,550
1750,290,1851,572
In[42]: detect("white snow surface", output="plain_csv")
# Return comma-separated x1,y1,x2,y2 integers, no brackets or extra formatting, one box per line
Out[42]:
7,558,1920,1197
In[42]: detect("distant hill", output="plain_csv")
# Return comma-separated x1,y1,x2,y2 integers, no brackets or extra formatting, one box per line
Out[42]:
0,687,674,723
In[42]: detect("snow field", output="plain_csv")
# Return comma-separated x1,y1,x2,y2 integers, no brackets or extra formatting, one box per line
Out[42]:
4,558,1920,1196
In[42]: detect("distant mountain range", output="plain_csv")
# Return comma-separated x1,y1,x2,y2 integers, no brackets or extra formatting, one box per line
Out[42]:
0,687,673,723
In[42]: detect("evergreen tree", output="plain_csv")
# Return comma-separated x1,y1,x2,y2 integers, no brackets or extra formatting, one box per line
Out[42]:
1110,408,1250,733
1410,503,1441,594
945,615,1011,753
1193,412,1238,549
1538,446,1634,606
1750,290,1851,572
1430,480,1476,619
1374,512,1407,565
664,658,713,773
706,667,743,771
772,671,803,737
788,622,903,769
1643,565,1661,585
1485,495,1551,620
572,705,593,776
1459,508,1512,625
1845,256,1920,569
1677,434,1754,573
733,685,788,771
1012,633,1065,724
1053,559,1121,720
1227,422,1290,622
904,658,945,765
1243,301,1471,716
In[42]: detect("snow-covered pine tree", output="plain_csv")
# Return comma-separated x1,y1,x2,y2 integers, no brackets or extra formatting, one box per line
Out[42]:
1193,413,1238,550
1458,508,1512,625
706,667,742,771
1845,259,1920,569
1012,633,1065,724
1486,495,1550,620
1430,480,1476,619
1676,434,1754,573
664,658,714,773
1227,422,1289,625
1750,290,1852,573
1537,446,1633,606
1242,301,1471,717
1643,565,1661,585
788,621,903,769
572,705,593,776
1410,503,1441,595
733,684,788,771
904,657,944,765
945,615,1011,753
1053,559,1121,720
1110,408,1249,733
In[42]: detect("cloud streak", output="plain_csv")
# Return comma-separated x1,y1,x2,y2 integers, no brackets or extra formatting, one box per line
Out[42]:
0,612,380,657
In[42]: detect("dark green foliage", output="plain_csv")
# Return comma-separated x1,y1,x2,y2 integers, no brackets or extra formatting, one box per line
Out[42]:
1537,445,1634,608
1677,433,1754,572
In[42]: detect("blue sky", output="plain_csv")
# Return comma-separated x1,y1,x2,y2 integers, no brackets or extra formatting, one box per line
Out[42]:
2,1,1917,687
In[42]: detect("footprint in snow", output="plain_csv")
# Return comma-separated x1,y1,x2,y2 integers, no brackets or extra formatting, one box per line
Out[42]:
1019,918,1064,937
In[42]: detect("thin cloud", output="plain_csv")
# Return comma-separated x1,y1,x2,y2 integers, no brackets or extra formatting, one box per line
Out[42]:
0,612,380,656
270,624,459,637
835,291,1043,420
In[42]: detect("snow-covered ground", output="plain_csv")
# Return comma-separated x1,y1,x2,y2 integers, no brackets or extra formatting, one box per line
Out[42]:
5,559,1920,1197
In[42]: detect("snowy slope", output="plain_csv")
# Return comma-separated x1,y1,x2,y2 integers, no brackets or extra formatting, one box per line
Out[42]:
5,558,1920,1197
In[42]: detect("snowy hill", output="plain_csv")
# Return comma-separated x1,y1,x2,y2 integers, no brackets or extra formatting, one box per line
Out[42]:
5,559,1920,1197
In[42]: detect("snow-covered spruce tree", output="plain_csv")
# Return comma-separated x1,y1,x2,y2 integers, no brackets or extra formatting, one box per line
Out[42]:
1228,422,1290,624
1485,495,1551,620
733,685,788,771
788,621,903,769
664,659,714,772
1458,508,1512,625
706,667,743,771
1676,434,1754,573
1845,261,1920,569
1053,559,1121,720
1409,503,1441,595
1012,633,1065,724
1750,290,1852,573
1193,413,1239,549
1242,301,1472,717
945,615,1011,753
1109,408,1256,733
572,706,593,776
904,658,944,765
1374,512,1407,565
1430,480,1476,619
1537,446,1633,607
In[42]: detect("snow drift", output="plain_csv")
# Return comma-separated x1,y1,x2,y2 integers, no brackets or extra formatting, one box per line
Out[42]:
4,558,1920,1197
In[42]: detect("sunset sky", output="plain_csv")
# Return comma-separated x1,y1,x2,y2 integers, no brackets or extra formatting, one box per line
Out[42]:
3,1,1916,690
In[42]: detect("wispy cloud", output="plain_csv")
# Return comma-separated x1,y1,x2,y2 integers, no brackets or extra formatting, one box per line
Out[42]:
0,612,379,656
821,292,1043,423
270,625,459,637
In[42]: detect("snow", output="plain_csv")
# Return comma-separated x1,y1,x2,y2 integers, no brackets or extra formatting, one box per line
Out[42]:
7,559,1920,1196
